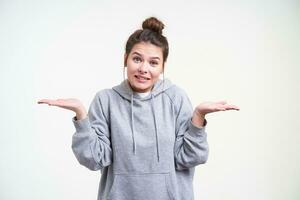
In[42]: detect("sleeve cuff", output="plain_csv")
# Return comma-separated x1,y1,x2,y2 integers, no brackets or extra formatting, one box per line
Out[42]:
72,116,92,132
187,118,207,138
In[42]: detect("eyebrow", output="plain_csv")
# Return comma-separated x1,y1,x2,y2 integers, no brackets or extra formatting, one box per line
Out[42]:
132,52,160,60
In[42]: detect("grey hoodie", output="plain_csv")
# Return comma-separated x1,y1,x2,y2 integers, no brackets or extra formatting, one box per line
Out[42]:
71,78,209,200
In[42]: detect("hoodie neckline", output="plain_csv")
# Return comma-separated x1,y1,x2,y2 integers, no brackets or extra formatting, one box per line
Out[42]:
134,91,151,98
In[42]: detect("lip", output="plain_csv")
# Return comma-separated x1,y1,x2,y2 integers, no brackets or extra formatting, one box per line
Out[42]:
134,75,150,83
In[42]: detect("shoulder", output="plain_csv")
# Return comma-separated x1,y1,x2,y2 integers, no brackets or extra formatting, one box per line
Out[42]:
90,89,114,109
164,83,193,115
93,87,122,100
89,89,113,119
164,84,191,105
94,89,111,99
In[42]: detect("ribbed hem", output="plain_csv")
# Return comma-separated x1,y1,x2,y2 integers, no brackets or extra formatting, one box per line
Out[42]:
72,116,92,132
187,118,207,138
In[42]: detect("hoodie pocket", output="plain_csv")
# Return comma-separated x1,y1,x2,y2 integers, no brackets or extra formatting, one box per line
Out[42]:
107,172,175,200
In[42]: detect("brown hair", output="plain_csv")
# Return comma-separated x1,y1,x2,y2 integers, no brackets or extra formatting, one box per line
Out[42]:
124,17,169,69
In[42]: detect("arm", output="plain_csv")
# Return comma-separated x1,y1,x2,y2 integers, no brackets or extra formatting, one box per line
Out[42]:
174,90,209,171
71,91,112,171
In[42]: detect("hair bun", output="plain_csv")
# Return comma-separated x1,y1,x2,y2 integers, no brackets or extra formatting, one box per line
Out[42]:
142,17,165,35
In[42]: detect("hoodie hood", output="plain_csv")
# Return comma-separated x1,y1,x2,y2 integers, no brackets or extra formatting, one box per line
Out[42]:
112,78,173,162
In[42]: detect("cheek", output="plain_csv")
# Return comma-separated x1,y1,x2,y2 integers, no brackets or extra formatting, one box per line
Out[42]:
126,64,137,74
149,72,161,80
127,68,138,80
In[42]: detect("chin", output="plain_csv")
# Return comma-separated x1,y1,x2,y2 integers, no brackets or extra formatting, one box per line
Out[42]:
128,78,154,92
135,86,150,92
134,84,151,92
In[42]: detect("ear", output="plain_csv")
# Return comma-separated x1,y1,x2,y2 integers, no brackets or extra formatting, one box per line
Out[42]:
124,53,128,67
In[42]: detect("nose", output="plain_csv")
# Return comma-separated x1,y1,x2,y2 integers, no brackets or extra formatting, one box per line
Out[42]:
138,62,149,74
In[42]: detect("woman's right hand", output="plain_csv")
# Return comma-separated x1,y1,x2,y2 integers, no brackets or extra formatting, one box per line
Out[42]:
37,98,87,120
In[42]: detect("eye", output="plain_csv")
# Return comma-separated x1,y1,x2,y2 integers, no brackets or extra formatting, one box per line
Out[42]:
133,56,142,63
150,61,158,66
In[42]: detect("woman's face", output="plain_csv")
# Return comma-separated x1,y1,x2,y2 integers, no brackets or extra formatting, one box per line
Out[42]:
125,42,164,93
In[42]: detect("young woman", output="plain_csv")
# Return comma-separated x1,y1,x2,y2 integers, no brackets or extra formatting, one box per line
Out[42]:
38,17,239,200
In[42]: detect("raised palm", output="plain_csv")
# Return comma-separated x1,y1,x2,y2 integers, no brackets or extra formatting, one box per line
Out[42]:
37,98,84,113
196,101,240,116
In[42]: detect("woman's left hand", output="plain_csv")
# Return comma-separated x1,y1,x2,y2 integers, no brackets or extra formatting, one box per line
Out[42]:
195,101,240,116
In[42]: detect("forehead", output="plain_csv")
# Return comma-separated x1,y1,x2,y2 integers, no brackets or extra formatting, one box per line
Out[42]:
130,42,163,59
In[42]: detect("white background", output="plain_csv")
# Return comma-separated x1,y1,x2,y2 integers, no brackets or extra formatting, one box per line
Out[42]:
1,0,299,199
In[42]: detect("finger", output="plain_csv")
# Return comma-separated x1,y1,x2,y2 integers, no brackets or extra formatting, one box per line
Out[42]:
48,100,66,107
225,105,240,110
37,99,52,104
38,99,61,106
216,107,226,111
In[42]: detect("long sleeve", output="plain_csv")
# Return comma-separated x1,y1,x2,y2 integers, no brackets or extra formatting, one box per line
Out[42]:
173,89,209,170
71,91,112,171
